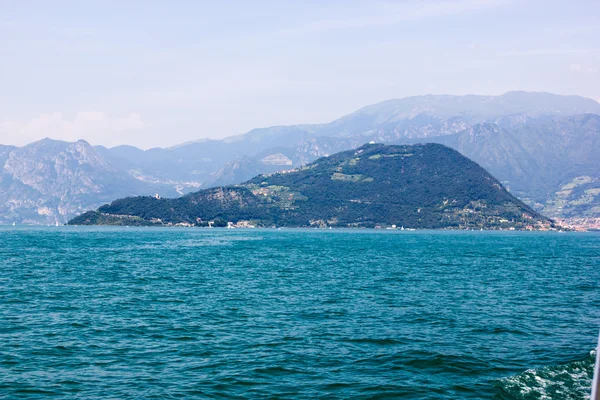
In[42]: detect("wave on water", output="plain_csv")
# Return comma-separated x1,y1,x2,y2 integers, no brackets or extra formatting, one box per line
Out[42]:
496,351,595,400
121,235,265,251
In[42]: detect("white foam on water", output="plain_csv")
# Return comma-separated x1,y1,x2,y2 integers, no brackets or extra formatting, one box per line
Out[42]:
498,351,595,399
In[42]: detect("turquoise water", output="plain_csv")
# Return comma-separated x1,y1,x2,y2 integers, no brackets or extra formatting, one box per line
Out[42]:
1,227,599,399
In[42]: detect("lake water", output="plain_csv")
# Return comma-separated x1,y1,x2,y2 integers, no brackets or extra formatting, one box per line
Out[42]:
1,227,599,399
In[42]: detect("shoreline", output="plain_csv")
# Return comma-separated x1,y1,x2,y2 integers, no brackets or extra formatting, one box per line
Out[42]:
4,224,594,232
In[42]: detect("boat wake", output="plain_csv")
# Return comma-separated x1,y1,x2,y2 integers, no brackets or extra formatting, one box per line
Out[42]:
496,351,595,399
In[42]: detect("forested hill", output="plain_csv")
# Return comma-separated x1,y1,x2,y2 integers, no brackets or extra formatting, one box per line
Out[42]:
69,143,553,230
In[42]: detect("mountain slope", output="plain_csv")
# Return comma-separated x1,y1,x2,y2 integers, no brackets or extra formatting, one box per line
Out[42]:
95,91,600,189
315,91,600,138
213,113,600,221
412,114,600,219
4,92,599,224
0,139,179,224
70,144,551,230
211,156,284,187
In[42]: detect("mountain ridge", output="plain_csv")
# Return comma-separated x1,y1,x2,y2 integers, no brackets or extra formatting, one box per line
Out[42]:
2,91,599,225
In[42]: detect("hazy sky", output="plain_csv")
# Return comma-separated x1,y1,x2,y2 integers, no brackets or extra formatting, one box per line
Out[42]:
1,0,599,149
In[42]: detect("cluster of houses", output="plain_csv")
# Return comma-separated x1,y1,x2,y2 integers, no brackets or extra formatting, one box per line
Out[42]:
182,218,257,228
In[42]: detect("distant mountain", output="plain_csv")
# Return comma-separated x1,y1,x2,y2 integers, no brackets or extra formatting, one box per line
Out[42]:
211,156,285,187
3,91,599,224
70,144,552,230
324,91,600,137
94,91,600,188
412,114,600,219
0,139,179,224
202,97,600,222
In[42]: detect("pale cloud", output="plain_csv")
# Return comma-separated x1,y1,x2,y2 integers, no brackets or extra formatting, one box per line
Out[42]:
0,112,145,148
505,48,600,57
570,64,582,72
569,63,598,74
281,0,510,35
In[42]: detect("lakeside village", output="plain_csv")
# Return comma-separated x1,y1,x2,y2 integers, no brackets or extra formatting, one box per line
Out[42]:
141,217,567,231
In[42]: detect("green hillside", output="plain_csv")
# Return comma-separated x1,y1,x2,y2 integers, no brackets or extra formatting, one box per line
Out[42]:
70,144,553,230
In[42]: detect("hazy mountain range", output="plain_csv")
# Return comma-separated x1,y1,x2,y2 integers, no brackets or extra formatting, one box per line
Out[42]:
1,91,599,224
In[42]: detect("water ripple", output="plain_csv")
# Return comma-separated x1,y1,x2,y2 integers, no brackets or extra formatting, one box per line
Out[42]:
0,227,599,399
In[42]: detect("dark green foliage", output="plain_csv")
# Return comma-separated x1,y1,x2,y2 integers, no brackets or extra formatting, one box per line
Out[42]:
69,210,158,226
212,218,228,227
69,144,550,229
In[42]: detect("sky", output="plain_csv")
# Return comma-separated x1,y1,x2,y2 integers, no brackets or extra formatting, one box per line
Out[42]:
1,0,599,149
